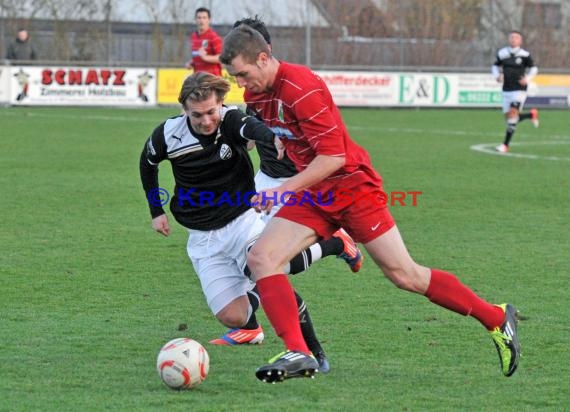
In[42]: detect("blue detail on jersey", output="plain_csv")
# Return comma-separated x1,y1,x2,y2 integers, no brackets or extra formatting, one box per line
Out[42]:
269,126,295,140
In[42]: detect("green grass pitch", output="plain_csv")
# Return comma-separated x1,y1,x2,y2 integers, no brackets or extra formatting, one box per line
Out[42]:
1,106,569,411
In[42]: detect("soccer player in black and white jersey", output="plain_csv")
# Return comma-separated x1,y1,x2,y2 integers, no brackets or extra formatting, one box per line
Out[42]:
140,72,346,372
492,30,539,153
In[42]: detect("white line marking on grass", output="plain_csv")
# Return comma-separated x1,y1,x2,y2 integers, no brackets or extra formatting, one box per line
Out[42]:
0,109,163,123
349,125,570,159
350,125,498,137
3,109,570,145
470,141,570,161
349,125,570,141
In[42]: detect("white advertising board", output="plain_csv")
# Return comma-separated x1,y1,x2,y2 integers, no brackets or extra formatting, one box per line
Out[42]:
9,66,157,106
317,71,507,107
0,66,11,103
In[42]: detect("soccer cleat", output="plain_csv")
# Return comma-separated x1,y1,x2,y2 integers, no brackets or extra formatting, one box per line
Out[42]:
490,303,521,377
333,228,364,273
209,326,264,346
530,108,539,128
255,350,319,383
495,144,509,153
314,351,330,374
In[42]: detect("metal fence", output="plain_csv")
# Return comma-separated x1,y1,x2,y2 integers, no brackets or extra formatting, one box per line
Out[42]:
1,0,569,70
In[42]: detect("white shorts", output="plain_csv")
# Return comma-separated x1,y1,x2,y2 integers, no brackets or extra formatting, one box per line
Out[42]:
502,91,527,113
186,208,266,315
254,170,291,221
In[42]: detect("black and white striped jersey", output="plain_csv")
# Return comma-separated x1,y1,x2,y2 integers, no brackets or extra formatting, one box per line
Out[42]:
140,106,274,231
493,47,537,92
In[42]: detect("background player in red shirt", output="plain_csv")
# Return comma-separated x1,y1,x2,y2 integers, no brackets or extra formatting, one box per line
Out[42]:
221,25,521,383
185,7,222,76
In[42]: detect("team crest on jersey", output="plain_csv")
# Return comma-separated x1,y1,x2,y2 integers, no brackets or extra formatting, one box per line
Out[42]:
515,57,522,65
277,100,284,122
219,143,232,160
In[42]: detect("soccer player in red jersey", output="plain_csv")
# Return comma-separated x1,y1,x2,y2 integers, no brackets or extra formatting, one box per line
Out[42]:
221,25,521,383
185,7,222,76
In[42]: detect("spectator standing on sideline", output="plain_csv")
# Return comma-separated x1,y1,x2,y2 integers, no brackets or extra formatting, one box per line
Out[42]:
493,30,539,153
6,28,37,61
221,25,521,383
185,7,223,76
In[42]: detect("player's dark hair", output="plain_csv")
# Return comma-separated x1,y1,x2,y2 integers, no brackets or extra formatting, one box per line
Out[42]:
232,16,271,45
220,25,271,65
509,30,523,37
178,72,230,108
195,7,211,18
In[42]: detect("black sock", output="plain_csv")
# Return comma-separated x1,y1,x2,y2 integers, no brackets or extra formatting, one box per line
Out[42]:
288,236,344,275
519,113,531,122
504,122,516,146
294,290,324,355
289,249,313,275
289,237,344,275
242,287,260,330
319,237,343,257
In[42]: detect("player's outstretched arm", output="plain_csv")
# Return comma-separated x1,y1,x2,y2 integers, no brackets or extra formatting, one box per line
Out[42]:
222,108,275,143
139,139,167,220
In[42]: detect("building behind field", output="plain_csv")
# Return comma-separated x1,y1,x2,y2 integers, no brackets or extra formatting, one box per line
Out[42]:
1,0,569,69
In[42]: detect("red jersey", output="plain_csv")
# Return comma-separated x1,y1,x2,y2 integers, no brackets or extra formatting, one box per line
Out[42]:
189,29,222,76
244,61,382,194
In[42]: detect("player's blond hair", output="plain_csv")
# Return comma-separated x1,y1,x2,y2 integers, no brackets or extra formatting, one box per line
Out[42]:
178,72,230,108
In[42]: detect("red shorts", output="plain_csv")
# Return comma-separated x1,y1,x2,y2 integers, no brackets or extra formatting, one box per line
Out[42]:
275,181,395,244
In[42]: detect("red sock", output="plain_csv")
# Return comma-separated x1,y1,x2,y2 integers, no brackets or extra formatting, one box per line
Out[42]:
256,274,310,353
425,269,505,330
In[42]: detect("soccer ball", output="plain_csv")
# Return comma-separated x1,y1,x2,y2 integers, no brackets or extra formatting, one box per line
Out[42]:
156,338,209,390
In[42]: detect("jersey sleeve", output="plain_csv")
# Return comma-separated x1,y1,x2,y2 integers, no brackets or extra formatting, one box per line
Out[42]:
493,51,502,67
139,124,168,218
211,32,222,55
221,107,275,144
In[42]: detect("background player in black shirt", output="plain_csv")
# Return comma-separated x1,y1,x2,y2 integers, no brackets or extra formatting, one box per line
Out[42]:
492,30,539,153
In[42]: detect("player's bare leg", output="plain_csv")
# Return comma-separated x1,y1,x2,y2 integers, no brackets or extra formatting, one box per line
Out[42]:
364,225,520,376
247,217,321,382
364,225,431,293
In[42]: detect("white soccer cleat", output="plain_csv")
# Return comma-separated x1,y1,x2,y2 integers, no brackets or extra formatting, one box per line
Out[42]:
530,108,539,128
495,144,509,153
